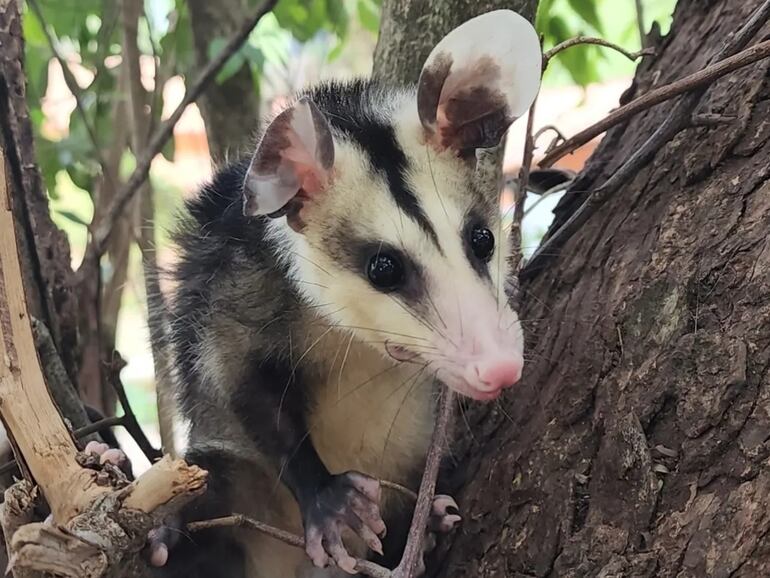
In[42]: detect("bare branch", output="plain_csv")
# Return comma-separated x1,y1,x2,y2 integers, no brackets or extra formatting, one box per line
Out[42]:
533,125,566,153
635,0,647,49
0,417,131,477
544,36,654,66
525,0,770,278
105,352,162,462
86,0,279,260
188,516,392,578
510,100,538,272
393,389,455,578
539,37,770,169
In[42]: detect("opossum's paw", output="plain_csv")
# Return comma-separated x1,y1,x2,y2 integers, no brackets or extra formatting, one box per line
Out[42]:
78,440,133,483
144,516,182,567
83,441,128,468
429,494,461,534
303,471,386,574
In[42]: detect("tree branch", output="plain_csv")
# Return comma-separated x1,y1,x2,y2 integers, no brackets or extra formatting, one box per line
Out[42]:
85,0,279,261
539,38,770,169
635,0,647,49
393,389,455,578
543,36,654,66
525,0,770,278
189,515,391,578
105,352,162,462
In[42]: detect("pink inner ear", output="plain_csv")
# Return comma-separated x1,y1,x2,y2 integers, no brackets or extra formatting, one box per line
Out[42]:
281,131,327,195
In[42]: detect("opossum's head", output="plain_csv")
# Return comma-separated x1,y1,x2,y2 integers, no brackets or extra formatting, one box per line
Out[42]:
243,10,541,401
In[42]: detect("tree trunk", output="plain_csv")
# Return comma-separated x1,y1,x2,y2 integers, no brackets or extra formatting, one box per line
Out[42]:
429,0,770,576
372,0,537,86
188,0,260,161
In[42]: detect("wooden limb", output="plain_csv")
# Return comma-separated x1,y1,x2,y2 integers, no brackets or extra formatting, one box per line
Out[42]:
0,481,40,578
188,515,391,578
525,0,770,278
30,319,97,443
539,38,770,168
0,149,108,523
86,0,279,260
105,353,162,462
635,0,647,49
0,417,126,477
1,143,207,577
544,36,654,67
123,0,177,456
122,455,206,513
393,389,455,578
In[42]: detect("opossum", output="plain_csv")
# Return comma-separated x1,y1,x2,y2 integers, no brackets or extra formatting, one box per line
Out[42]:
147,9,542,578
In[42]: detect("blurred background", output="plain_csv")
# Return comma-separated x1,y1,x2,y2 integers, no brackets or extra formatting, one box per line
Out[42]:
25,0,676,472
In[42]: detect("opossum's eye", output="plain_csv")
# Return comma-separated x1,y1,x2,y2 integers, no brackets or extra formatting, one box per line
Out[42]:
367,253,404,291
470,226,494,261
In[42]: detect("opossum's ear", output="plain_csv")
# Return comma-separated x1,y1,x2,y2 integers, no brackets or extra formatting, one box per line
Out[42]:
417,10,541,154
242,97,334,228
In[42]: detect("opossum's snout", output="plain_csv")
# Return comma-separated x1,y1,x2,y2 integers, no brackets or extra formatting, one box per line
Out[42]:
430,299,524,401
386,281,525,401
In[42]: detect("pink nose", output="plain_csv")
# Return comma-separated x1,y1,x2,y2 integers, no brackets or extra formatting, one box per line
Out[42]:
475,359,523,391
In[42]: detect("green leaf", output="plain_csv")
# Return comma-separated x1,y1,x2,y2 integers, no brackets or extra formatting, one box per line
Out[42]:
357,0,379,33
56,209,90,227
545,15,571,44
557,44,600,86
327,38,345,62
208,37,246,84
242,43,265,71
22,8,47,47
535,0,557,32
325,0,349,37
161,136,175,162
566,0,603,33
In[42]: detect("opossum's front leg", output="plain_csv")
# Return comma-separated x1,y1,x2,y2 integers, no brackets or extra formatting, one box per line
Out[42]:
233,364,386,574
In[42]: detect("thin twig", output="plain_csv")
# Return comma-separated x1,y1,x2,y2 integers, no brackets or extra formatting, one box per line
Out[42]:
510,100,538,270
381,480,418,502
86,0,279,260
26,0,114,191
188,515,392,578
0,417,125,476
105,353,163,462
533,125,566,152
393,389,455,578
544,36,654,66
539,38,770,168
635,0,647,49
524,0,770,278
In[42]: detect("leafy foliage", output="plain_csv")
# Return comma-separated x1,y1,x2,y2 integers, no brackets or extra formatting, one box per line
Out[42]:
537,0,676,88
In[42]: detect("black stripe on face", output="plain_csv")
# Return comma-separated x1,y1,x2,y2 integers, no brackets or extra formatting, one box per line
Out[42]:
337,120,441,251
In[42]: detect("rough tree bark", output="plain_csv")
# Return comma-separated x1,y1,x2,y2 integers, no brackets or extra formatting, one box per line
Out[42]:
188,0,260,161
372,0,537,85
424,0,770,576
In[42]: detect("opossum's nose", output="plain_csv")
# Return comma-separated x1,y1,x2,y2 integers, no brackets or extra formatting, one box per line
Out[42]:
472,358,523,391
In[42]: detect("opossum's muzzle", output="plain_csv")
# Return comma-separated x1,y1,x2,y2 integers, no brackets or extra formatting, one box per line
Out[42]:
387,285,525,401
